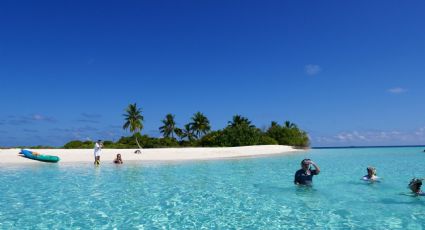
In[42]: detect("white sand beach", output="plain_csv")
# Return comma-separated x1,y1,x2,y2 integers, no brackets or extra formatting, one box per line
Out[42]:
0,145,302,164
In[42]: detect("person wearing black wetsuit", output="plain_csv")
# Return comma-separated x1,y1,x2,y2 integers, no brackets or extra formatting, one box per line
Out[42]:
409,178,424,196
294,159,321,185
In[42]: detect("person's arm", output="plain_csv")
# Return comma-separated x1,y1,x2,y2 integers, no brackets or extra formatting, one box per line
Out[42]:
294,171,299,184
310,161,320,174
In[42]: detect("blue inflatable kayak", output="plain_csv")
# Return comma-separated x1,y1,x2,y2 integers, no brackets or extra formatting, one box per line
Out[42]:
20,149,60,163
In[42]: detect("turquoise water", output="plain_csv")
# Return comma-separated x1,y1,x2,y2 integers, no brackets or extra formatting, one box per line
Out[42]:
1,147,425,229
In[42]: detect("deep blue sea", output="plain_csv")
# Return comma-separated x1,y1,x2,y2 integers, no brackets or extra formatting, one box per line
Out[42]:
1,147,425,229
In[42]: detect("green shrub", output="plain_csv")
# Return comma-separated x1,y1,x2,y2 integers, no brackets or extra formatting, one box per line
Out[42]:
222,125,263,146
179,140,199,147
200,131,223,147
117,135,138,148
200,125,264,147
117,134,180,148
266,126,309,147
157,137,180,148
258,135,278,145
64,140,94,149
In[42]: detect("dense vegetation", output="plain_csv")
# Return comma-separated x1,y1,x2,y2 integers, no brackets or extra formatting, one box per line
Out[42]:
63,105,310,149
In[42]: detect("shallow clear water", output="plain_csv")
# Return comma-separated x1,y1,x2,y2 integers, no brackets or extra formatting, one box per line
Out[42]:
1,147,425,229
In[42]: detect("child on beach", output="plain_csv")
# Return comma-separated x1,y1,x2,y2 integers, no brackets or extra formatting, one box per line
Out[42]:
114,154,123,164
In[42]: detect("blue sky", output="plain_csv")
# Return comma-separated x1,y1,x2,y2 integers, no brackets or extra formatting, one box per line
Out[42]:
1,0,424,147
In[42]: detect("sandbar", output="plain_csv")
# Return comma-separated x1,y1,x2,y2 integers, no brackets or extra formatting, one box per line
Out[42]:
0,145,303,165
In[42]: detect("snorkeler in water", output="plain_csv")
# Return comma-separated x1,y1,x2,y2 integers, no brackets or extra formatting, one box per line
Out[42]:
362,166,379,182
408,178,424,196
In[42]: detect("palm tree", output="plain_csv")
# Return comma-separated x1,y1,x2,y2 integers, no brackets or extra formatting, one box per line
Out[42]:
159,113,178,138
179,123,196,141
123,103,144,149
284,121,297,129
189,112,211,139
270,121,280,128
174,127,183,140
228,115,254,128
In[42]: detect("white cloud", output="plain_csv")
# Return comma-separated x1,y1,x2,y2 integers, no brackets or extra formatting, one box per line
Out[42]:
335,131,365,141
387,87,407,94
415,127,425,136
5,114,56,125
32,114,45,121
305,64,321,76
313,127,425,146
32,114,56,122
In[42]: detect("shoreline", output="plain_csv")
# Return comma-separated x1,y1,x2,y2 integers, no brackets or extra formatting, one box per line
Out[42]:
0,145,303,165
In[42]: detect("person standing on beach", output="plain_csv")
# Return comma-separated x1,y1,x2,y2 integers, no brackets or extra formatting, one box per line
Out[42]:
294,159,321,185
94,140,102,165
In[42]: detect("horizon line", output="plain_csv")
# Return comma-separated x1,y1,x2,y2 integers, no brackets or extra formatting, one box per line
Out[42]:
312,144,425,149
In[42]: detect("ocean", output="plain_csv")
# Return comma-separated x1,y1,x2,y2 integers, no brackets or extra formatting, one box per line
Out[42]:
1,146,424,229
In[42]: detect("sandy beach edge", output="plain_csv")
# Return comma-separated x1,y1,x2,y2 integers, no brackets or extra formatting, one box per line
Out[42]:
0,145,305,165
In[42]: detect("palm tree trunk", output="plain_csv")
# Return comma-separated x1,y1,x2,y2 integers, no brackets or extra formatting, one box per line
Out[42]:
135,134,142,149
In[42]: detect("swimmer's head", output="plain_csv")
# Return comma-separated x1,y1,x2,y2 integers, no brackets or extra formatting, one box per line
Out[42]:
367,167,377,176
408,178,423,193
301,159,311,170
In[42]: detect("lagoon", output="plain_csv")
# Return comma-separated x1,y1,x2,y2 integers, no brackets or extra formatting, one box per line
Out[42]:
1,147,424,229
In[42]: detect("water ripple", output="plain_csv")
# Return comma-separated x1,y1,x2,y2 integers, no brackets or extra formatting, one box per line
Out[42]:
1,148,425,228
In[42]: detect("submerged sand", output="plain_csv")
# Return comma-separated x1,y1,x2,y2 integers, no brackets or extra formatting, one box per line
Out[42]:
0,145,301,164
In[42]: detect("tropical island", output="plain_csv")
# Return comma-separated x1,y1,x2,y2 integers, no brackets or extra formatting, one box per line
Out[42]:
62,103,310,149
0,103,309,164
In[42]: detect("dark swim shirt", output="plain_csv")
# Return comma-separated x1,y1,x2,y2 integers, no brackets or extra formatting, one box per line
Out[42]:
294,169,318,185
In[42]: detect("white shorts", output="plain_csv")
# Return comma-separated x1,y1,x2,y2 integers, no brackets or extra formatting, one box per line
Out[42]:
94,151,101,157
